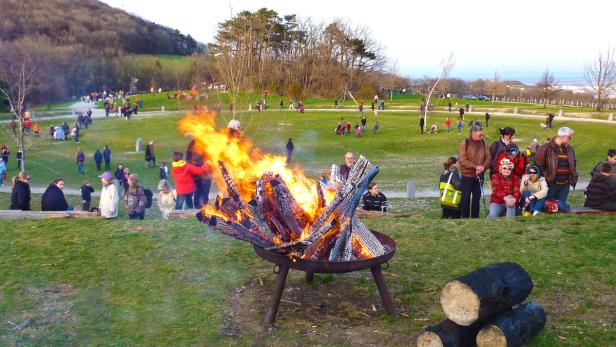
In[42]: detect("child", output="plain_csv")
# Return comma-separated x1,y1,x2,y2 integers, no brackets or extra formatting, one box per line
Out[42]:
373,121,380,134
160,162,169,179
81,181,94,211
157,179,176,220
457,119,463,134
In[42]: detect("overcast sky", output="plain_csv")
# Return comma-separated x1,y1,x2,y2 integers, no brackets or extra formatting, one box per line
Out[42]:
101,0,615,82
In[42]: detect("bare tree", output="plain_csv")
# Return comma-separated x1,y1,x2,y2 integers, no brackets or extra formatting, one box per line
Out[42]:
0,55,39,172
536,69,558,108
485,71,505,109
584,47,616,111
415,53,455,130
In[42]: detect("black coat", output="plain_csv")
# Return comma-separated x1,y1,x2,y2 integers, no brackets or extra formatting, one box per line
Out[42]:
41,184,69,211
10,180,31,210
584,174,616,211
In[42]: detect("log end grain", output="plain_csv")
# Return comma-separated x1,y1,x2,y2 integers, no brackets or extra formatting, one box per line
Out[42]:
440,280,480,326
416,331,444,347
476,325,507,347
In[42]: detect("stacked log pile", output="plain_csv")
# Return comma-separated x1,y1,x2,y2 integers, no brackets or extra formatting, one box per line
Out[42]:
196,156,388,261
417,262,546,347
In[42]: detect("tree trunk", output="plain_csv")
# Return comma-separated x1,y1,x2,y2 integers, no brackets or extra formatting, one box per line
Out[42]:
417,319,484,347
475,302,546,347
440,262,533,326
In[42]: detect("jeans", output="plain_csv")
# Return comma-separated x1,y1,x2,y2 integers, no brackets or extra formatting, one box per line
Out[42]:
286,151,292,164
460,175,482,218
547,184,571,212
82,201,91,212
0,172,4,185
77,162,85,174
521,191,546,212
488,196,516,218
193,179,211,209
129,211,145,220
176,192,194,210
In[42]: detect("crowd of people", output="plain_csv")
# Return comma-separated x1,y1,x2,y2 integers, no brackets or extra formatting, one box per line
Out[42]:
439,124,616,219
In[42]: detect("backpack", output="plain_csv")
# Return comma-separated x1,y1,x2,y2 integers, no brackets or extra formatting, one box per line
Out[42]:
144,188,153,208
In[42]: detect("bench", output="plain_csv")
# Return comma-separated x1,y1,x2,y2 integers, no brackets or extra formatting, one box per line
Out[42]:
0,210,101,220
568,207,616,215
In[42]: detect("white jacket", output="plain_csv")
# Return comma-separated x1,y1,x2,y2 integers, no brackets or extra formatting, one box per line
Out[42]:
99,183,119,218
519,175,548,200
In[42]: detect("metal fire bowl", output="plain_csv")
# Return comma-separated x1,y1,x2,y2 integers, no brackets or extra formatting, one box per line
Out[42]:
253,230,396,273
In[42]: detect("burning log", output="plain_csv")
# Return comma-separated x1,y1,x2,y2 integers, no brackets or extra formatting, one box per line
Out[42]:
350,217,386,258
475,302,546,347
417,319,485,347
205,216,274,248
440,262,533,326
218,161,245,208
271,177,308,240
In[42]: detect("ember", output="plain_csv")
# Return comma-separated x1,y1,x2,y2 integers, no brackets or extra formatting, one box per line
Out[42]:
179,111,388,261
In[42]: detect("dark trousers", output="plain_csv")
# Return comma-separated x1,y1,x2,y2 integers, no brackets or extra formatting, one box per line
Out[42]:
104,159,110,170
442,207,461,219
82,201,91,211
96,161,102,171
193,179,212,209
129,211,145,220
176,192,194,210
460,175,482,218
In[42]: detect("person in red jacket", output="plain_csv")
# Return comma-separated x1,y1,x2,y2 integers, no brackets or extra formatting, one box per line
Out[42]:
487,158,521,219
171,151,208,210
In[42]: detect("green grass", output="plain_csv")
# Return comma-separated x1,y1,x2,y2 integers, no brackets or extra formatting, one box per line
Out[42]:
3,108,615,195
0,192,614,345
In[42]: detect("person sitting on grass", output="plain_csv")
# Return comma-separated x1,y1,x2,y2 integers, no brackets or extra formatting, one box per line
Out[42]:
428,122,438,134
41,179,73,211
124,174,146,220
10,171,31,211
590,149,616,178
487,159,520,219
584,163,616,211
362,182,388,212
519,165,548,216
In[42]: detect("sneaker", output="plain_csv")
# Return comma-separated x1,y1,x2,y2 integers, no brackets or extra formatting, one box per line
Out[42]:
533,211,543,216
522,211,532,217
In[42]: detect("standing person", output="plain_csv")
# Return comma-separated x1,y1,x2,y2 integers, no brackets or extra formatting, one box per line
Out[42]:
32,122,40,137
10,119,17,136
145,140,155,168
361,182,388,212
584,163,616,211
359,101,364,115
41,179,72,211
445,117,452,134
0,158,5,186
279,100,284,109
93,149,103,171
1,144,8,166
124,174,146,220
103,145,111,170
16,149,23,171
159,162,169,180
62,121,69,140
345,121,351,136
172,151,209,210
419,116,425,134
76,148,85,174
546,113,555,128
485,112,490,127
334,99,339,110
590,149,616,178
286,138,294,165
373,121,380,134
457,119,464,134
439,157,462,219
458,125,491,218
380,100,385,110
157,179,177,220
535,127,578,211
361,116,367,131
114,164,125,194
186,141,212,208
448,100,452,112
10,171,31,210
520,165,548,216
458,107,465,120
98,172,119,219
371,100,375,111
487,159,521,219
49,125,55,139
80,180,94,211
489,127,526,177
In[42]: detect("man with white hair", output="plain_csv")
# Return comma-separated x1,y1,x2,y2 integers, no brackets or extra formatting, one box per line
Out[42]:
535,127,579,211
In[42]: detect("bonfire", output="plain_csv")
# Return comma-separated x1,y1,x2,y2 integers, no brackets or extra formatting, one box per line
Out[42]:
179,111,387,262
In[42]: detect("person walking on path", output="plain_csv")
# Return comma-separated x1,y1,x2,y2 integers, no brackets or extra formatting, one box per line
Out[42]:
10,171,31,210
448,100,452,112
172,151,209,210
535,127,578,212
445,117,452,134
103,145,111,170
458,125,491,218
459,107,465,120
419,117,425,134
94,149,103,171
157,179,177,220
41,179,72,211
0,158,6,186
80,180,94,211
124,174,146,220
76,148,86,174
98,172,119,219
286,138,294,165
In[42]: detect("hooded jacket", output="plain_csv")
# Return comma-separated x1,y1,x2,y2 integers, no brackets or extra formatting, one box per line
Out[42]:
584,174,616,211
41,184,68,211
171,160,208,194
10,180,31,210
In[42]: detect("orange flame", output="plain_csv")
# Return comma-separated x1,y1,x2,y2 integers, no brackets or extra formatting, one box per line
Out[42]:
179,111,327,221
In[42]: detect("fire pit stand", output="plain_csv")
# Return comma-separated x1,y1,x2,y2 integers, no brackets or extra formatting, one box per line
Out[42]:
253,230,397,325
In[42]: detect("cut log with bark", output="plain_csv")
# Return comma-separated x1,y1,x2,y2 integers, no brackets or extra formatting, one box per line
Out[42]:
0,210,101,220
475,302,546,347
416,318,485,347
440,262,533,326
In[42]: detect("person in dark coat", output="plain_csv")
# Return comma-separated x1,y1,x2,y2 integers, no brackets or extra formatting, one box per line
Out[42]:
439,157,462,219
362,182,387,212
94,149,103,171
41,179,71,211
584,163,616,211
10,171,31,211
419,117,425,134
485,112,491,127
185,142,211,208
285,138,294,164
103,145,111,170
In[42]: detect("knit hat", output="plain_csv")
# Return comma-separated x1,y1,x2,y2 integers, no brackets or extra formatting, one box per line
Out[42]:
499,158,514,170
